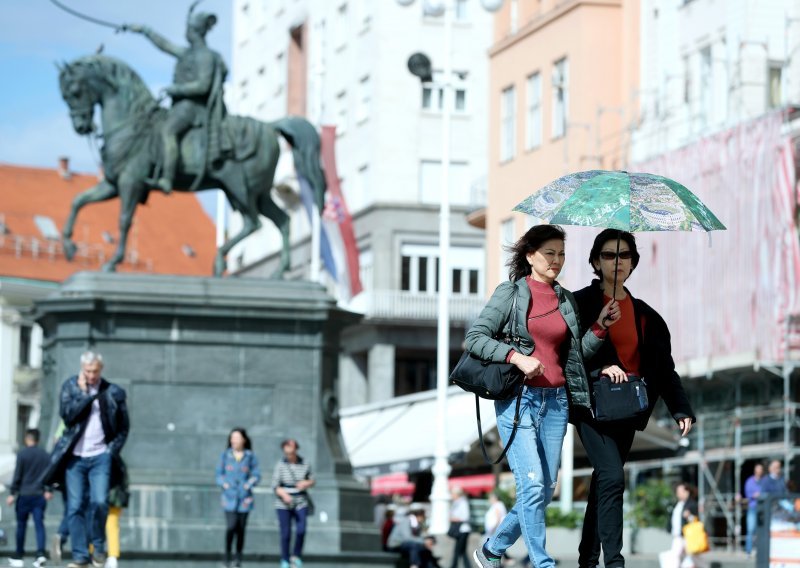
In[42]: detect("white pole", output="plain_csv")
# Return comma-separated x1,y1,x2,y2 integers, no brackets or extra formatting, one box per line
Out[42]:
560,425,574,513
310,11,325,284
429,0,453,536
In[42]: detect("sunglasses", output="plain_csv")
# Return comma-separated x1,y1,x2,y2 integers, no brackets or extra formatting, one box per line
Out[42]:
599,251,633,260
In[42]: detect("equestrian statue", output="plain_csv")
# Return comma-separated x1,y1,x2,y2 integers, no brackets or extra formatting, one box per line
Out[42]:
57,4,325,276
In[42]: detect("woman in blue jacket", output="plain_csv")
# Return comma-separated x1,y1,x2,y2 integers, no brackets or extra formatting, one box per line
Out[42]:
216,428,261,568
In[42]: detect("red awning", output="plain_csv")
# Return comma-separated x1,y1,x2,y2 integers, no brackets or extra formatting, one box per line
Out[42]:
448,473,496,497
371,472,415,496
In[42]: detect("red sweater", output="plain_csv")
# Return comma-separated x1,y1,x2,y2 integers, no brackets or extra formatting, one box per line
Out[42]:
516,277,568,388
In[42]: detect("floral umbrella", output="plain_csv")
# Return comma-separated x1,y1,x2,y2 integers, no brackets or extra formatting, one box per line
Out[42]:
513,170,726,290
513,170,726,232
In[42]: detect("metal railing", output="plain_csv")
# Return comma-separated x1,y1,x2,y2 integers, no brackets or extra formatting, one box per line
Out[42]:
365,290,484,323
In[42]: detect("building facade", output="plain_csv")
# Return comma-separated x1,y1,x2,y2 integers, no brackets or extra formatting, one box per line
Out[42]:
229,0,494,407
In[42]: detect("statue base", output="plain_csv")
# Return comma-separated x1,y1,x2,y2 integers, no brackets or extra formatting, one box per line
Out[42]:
25,272,392,564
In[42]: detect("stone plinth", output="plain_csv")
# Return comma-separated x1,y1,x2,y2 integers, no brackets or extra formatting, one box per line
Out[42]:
26,272,393,566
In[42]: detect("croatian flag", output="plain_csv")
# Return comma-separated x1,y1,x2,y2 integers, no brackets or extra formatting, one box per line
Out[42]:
297,126,362,301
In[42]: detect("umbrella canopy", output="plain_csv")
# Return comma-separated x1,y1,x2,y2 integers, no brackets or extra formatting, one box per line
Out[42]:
513,170,726,232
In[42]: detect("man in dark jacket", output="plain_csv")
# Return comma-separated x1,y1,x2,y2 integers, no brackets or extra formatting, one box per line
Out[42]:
6,428,52,568
43,351,129,568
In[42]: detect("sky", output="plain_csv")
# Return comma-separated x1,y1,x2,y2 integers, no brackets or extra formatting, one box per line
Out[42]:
0,0,234,219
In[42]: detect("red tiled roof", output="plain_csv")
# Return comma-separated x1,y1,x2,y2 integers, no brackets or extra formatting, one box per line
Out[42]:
0,163,216,282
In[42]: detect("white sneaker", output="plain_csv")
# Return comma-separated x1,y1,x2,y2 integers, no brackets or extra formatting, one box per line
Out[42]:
104,557,118,568
33,556,47,567
7,559,24,568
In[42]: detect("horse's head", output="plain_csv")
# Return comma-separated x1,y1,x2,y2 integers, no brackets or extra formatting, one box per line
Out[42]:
59,58,101,135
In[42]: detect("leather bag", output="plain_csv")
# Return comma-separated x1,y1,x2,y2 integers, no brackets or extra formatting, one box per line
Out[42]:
592,374,649,422
450,294,524,464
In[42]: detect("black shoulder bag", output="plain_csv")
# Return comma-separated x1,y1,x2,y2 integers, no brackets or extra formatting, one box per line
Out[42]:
591,302,649,422
450,293,524,464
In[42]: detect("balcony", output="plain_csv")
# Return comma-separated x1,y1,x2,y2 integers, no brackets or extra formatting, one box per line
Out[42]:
365,290,485,323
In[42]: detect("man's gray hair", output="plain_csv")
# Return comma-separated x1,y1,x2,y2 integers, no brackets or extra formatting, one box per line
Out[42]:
80,351,104,366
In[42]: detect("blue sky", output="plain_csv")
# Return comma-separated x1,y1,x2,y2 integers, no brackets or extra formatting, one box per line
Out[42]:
0,0,233,219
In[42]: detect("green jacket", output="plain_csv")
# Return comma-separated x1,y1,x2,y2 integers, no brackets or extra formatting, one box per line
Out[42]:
464,278,601,410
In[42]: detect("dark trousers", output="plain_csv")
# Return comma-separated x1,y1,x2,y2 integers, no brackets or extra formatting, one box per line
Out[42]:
15,495,47,558
397,541,437,568
224,511,249,563
577,419,636,568
277,507,308,561
450,532,470,568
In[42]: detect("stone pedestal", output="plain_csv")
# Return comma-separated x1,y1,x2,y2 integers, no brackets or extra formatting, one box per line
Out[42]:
30,272,393,566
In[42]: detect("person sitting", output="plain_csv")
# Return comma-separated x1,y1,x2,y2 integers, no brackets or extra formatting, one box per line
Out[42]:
386,506,439,568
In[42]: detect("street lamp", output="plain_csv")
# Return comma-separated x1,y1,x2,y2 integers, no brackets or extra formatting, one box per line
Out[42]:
396,0,504,536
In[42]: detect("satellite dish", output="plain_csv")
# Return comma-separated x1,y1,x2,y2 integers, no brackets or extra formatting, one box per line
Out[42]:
407,52,433,83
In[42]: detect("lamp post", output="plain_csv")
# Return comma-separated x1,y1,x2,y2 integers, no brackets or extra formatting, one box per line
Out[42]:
396,0,504,535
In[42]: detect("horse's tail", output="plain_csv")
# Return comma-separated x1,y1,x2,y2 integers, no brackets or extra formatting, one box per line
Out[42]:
272,116,326,211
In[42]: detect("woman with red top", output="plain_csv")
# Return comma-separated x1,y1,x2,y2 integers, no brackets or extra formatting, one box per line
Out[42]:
465,224,619,568
573,229,696,568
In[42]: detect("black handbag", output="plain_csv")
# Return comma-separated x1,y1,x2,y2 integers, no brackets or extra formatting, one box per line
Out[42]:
447,521,462,539
592,374,649,422
450,294,524,465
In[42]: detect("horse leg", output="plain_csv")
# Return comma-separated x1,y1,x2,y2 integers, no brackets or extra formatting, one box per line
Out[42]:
103,179,141,272
256,191,291,278
61,180,118,261
214,211,262,276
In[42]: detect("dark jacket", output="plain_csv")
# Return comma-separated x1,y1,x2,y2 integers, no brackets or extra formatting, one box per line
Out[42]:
573,279,695,430
464,278,603,411
666,498,699,533
10,445,50,496
43,376,129,486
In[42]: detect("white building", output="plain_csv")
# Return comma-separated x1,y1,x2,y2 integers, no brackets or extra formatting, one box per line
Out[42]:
632,0,800,162
229,0,494,407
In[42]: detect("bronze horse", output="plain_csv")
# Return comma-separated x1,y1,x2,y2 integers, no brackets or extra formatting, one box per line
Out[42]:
58,54,325,275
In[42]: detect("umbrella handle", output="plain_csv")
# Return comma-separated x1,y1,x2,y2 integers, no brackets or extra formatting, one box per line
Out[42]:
601,236,622,326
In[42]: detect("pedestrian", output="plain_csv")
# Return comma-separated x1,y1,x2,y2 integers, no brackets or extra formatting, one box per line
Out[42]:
658,482,703,568
465,224,618,568
104,456,130,568
386,505,438,568
573,229,696,568
272,438,314,568
743,462,765,557
216,428,260,568
42,351,130,568
49,421,71,564
483,491,507,541
6,428,52,568
381,508,396,552
448,486,471,568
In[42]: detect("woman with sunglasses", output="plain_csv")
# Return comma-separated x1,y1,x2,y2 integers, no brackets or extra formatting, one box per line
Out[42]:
572,229,696,568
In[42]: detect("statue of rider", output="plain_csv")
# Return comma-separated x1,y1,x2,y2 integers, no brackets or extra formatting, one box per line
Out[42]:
125,5,228,194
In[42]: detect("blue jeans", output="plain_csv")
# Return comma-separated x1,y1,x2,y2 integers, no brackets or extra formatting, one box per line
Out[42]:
66,452,111,562
745,505,757,554
276,507,308,561
14,495,47,557
486,386,569,568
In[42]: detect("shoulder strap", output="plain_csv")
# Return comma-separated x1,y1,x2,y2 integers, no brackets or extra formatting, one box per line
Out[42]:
475,388,523,465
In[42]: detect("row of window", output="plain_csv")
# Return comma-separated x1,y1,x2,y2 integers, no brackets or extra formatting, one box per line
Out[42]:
400,255,480,296
500,57,568,162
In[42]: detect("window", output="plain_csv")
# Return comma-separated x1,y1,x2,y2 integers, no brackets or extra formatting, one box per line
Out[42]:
356,75,371,122
699,46,712,126
275,51,286,96
525,72,542,150
335,90,348,135
500,85,516,161
422,71,468,113
454,0,468,21
19,325,32,367
768,63,782,109
400,244,482,296
552,58,568,138
418,160,470,206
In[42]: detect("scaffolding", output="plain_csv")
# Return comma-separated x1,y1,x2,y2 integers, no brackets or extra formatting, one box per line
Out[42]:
618,352,800,550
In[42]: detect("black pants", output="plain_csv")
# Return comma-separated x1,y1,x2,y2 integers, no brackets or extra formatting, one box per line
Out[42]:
450,531,470,568
577,419,636,568
225,511,249,563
